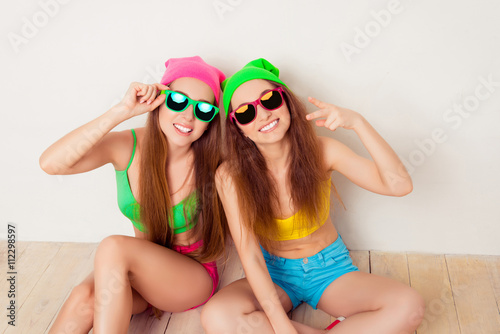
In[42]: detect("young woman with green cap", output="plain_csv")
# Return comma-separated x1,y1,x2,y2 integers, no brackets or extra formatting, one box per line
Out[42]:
40,56,227,333
201,58,424,333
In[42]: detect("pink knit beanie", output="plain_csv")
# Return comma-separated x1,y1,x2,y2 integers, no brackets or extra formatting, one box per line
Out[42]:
160,56,226,104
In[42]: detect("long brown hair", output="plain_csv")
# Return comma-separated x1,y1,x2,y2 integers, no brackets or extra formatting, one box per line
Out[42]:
138,108,227,263
225,82,334,250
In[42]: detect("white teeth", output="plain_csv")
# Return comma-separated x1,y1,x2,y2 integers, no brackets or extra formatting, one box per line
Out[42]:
260,120,278,132
173,123,193,133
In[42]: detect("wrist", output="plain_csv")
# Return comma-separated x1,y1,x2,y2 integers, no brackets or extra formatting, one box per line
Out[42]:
106,104,133,123
93,107,129,135
352,114,368,132
268,310,292,331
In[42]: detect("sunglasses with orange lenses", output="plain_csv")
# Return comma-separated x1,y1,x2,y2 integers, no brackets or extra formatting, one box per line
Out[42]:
229,87,285,125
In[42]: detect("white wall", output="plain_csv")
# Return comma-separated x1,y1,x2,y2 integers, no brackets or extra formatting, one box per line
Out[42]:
1,0,499,255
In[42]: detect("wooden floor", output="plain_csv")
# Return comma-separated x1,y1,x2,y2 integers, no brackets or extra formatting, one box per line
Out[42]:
1,241,499,333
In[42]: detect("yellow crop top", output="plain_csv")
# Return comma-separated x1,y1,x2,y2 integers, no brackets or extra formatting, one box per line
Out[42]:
274,178,332,241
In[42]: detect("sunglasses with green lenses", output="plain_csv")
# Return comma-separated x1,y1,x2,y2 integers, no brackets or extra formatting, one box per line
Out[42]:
160,90,219,122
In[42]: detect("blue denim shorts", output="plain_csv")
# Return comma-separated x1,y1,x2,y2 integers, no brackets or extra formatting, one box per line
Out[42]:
260,235,359,310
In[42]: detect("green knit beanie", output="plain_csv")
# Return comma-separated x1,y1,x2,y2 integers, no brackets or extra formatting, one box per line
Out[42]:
221,58,287,116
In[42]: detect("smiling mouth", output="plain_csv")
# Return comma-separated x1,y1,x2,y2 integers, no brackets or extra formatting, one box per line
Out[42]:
259,119,279,132
173,123,193,134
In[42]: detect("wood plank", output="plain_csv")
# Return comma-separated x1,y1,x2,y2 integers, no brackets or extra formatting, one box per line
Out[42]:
4,242,96,334
15,241,31,259
484,256,500,315
0,241,30,298
350,250,370,273
0,240,29,277
370,252,415,333
446,255,500,334
1,228,28,264
147,310,173,333
45,245,98,333
17,242,64,306
164,309,204,333
0,239,8,261
407,254,460,334
128,309,170,334
1,242,62,333
1,241,30,332
370,251,410,285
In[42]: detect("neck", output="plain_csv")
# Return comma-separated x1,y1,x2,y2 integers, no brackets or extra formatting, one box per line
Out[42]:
256,136,291,173
166,140,193,164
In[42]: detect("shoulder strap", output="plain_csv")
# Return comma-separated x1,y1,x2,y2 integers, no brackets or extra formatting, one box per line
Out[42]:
125,129,137,171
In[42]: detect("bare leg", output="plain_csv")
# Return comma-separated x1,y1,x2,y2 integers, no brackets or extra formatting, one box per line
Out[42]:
49,272,95,334
201,278,290,334
48,271,149,334
202,278,326,334
93,235,213,334
317,271,425,333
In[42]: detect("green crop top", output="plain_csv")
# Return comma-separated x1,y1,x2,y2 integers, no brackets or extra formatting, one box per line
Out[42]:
115,129,198,233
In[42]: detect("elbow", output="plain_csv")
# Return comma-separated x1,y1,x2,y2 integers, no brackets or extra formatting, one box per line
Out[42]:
239,250,267,274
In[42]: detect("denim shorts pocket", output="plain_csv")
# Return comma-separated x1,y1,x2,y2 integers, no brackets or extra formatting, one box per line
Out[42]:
328,246,352,265
264,256,284,268
334,252,350,262
321,254,347,270
264,257,279,271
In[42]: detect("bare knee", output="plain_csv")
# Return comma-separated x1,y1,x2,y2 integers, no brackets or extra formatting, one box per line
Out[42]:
201,297,242,334
71,281,94,302
95,235,128,267
388,286,425,330
67,281,94,316
201,298,232,333
406,288,425,329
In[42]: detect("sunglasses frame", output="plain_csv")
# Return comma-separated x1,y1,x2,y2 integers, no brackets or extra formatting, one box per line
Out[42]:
160,90,219,123
229,86,285,125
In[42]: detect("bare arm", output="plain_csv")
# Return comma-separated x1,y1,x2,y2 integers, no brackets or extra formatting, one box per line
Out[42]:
39,82,167,175
307,97,412,196
215,166,298,334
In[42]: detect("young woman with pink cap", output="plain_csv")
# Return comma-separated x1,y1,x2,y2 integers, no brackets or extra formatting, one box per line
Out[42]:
40,56,227,333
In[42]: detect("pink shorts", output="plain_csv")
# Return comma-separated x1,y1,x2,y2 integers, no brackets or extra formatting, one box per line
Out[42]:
172,239,219,311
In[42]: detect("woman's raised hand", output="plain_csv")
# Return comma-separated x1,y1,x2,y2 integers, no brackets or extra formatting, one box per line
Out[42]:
115,82,169,119
40,83,167,175
306,96,363,132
